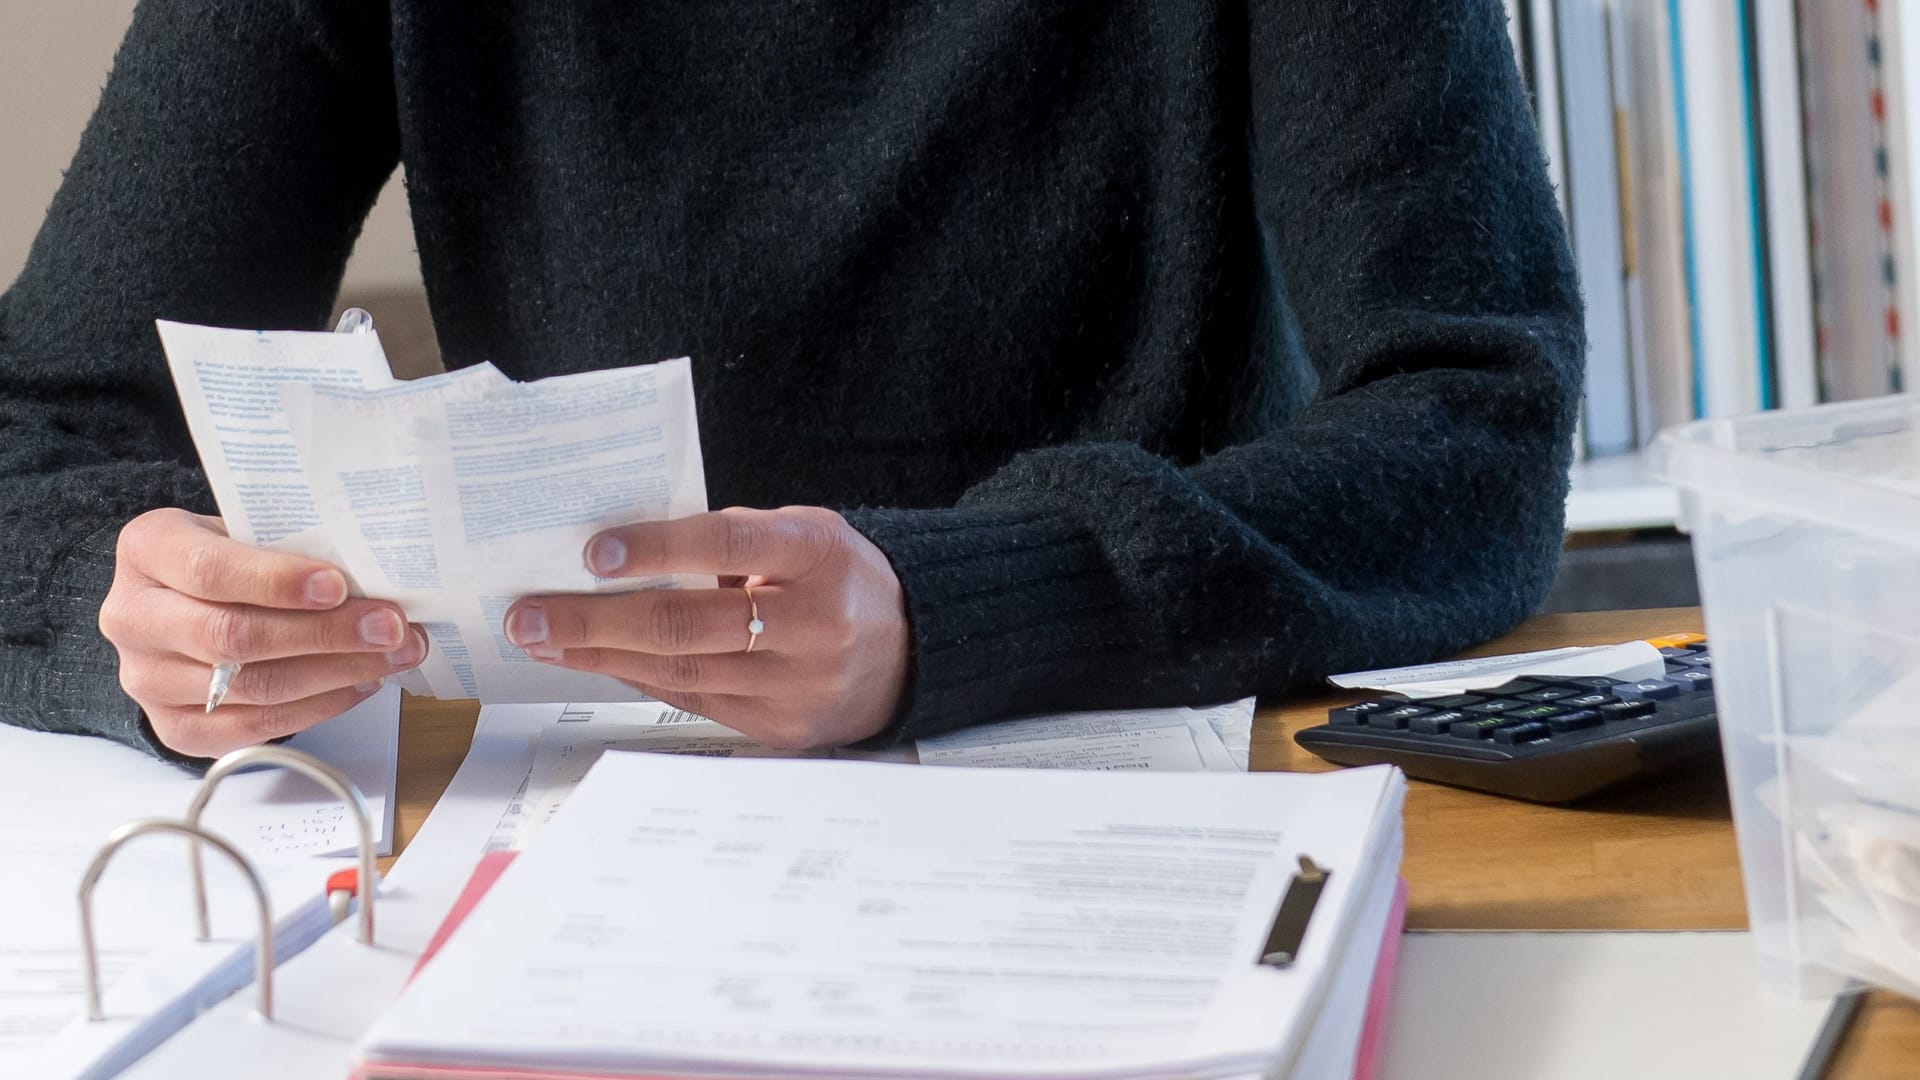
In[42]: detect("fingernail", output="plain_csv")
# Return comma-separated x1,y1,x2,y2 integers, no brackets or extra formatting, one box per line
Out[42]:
306,570,347,606
359,609,405,649
586,535,627,575
355,679,384,694
385,630,426,668
526,645,563,662
506,604,549,646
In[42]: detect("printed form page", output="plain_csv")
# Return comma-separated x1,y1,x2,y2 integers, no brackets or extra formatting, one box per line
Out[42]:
915,699,1256,772
155,320,395,546
362,754,1404,1079
489,698,1259,852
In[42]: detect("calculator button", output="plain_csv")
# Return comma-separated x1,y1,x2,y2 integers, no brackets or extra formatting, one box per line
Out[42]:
1546,709,1602,733
1623,679,1683,700
1366,705,1433,730
1464,699,1525,716
1408,711,1470,735
1669,670,1713,692
1448,716,1512,739
1419,694,1488,710
1676,655,1711,668
1505,704,1566,723
1658,646,1695,659
1517,687,1579,703
1562,693,1615,710
1330,702,1389,725
1493,722,1551,744
1599,699,1657,721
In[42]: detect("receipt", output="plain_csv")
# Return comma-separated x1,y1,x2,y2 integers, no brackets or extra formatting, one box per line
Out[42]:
159,321,709,702
1329,642,1665,698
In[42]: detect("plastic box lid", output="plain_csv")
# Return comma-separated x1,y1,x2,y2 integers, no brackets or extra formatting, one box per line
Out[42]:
1648,395,1920,544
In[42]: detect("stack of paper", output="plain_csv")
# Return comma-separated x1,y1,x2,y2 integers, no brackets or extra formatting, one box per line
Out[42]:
357,753,1407,1080
156,320,709,702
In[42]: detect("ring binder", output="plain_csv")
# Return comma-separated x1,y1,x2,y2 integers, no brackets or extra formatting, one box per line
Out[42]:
82,721,545,1079
184,745,379,945
77,818,275,1022
47,743,388,1079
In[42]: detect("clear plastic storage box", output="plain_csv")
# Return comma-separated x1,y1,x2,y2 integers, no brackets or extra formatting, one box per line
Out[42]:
1652,396,1920,1000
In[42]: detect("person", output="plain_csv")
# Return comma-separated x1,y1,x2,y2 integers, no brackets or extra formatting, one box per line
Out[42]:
0,0,1582,764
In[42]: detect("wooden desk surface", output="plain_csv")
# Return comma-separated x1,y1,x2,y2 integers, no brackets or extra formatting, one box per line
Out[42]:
390,607,1919,1078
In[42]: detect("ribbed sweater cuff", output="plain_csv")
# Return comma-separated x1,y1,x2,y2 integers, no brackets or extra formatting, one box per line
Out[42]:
841,507,1135,743
35,524,198,765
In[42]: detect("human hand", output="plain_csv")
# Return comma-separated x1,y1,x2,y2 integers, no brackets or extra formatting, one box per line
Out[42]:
503,507,910,749
100,508,428,757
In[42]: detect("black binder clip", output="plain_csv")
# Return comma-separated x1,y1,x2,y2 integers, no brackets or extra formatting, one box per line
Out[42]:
1260,855,1331,968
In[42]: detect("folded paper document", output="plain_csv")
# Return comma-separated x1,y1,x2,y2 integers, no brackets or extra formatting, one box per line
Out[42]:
157,320,709,702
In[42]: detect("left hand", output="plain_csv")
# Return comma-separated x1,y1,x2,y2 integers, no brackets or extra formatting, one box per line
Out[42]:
502,507,911,749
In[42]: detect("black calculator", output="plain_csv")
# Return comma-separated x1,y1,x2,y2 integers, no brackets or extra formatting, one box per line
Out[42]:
1294,640,1720,803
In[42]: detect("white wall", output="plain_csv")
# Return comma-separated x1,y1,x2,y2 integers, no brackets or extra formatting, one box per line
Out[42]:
0,1,424,300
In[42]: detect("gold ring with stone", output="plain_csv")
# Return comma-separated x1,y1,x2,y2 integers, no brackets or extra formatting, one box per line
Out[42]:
744,586,764,653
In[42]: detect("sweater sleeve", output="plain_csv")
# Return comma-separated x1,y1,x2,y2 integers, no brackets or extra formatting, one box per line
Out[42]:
845,0,1583,740
0,0,399,757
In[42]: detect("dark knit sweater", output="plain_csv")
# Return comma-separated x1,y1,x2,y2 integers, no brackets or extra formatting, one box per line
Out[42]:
0,0,1582,760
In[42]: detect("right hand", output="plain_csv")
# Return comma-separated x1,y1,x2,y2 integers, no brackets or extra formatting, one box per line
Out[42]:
100,508,428,758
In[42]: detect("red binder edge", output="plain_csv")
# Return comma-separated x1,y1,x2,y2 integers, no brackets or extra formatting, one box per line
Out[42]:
1350,876,1410,1080
409,850,519,982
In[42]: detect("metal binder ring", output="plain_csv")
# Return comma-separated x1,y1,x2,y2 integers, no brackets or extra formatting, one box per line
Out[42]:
78,818,275,1021
185,746,378,946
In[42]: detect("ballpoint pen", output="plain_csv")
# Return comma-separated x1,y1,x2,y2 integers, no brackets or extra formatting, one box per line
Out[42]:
205,308,375,713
